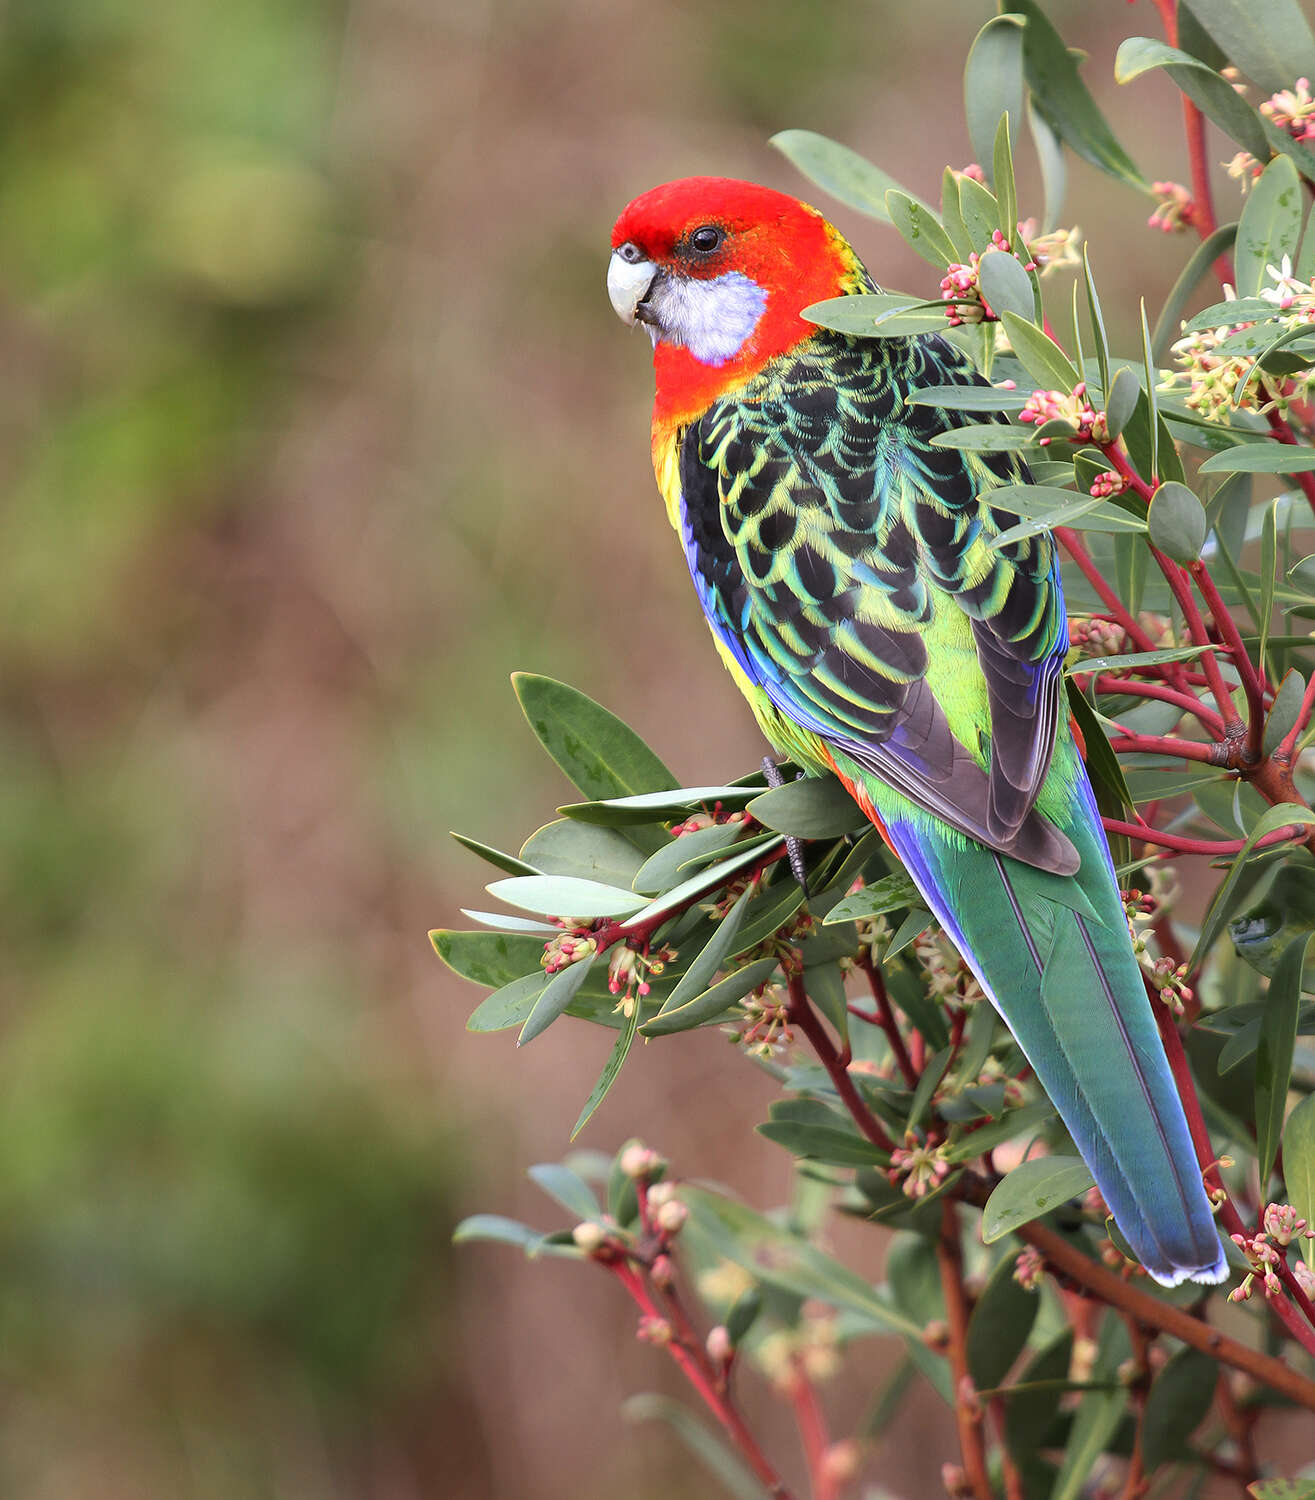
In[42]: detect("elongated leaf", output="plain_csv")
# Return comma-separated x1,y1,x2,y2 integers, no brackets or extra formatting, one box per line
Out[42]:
466,971,546,1032
978,249,1035,323
1000,310,1081,389
684,1187,924,1339
1028,98,1067,232
1083,246,1111,395
770,130,920,222
518,954,595,1045
521,818,645,887
746,775,865,838
966,1252,1039,1390
451,831,540,876
513,673,677,801
1075,644,1219,673
1007,0,1145,187
1181,0,1315,94
942,1099,1055,1164
1141,1348,1220,1471
632,821,744,896
993,115,1019,245
487,874,646,919
432,928,545,987
623,835,784,932
1248,1482,1315,1500
1236,154,1303,298
1264,669,1306,755
1050,1381,1127,1500
823,871,922,925
1261,498,1278,674
1285,1092,1315,1269
982,1156,1094,1242
1004,1332,1073,1457
758,1120,887,1167
453,1214,545,1251
885,189,959,271
459,909,559,935
989,496,1147,548
1115,37,1270,160
1256,933,1311,1182
804,293,948,338
958,174,1002,252
557,785,757,826
622,1395,764,1500
1190,803,1315,968
571,998,641,1139
1140,300,1159,478
1148,481,1208,563
964,15,1025,180
527,1161,601,1220
654,883,755,1014
639,956,779,1037
906,384,1029,412
1186,297,1286,332
1199,445,1315,474
930,424,1042,453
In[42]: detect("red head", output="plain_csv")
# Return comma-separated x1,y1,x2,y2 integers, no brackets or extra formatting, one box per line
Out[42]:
608,177,868,426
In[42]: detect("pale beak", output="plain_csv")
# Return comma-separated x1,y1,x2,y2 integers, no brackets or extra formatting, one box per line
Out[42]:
608,250,659,326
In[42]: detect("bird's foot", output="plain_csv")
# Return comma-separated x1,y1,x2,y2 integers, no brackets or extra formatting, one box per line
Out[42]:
761,755,810,897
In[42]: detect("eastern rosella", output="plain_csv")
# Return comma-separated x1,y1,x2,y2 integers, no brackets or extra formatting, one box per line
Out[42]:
607,176,1226,1286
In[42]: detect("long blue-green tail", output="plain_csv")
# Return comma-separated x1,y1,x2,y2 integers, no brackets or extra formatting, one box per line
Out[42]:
865,760,1226,1287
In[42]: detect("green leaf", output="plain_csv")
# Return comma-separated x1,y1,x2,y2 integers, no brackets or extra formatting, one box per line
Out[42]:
622,1395,764,1500
1152,223,1240,365
982,1156,1095,1242
822,871,922,925
978,249,1035,323
942,1099,1055,1165
1140,1347,1220,1471
1265,669,1307,755
487,874,646,919
623,834,784,932
1191,803,1315,968
999,310,1082,390
513,672,677,801
1104,366,1140,441
683,1186,924,1339
632,822,744,896
1148,480,1208,563
929,424,1042,454
1003,1332,1073,1457
1185,297,1286,332
570,997,640,1139
958,174,1002,253
431,928,545,987
1248,1481,1315,1500
746,775,865,838
757,1119,887,1167
885,190,958,271
639,957,779,1038
769,130,919,222
1140,300,1159,479
1236,154,1303,298
803,293,948,338
1261,498,1278,674
906,384,1029,412
520,818,645,887
466,971,546,1032
1028,98,1067,233
1199,445,1315,474
450,831,540,876
1115,37,1270,160
1075,644,1220,673
453,1214,545,1251
966,1251,1039,1390
518,954,596,1045
1007,0,1145,187
941,167,973,262
1256,933,1311,1182
964,16,1025,181
988,495,1147,549
557,785,757,827
458,909,559,935
1082,246,1111,396
1050,1382,1126,1500
653,882,755,1014
993,115,1019,245
1181,0,1315,94
527,1161,600,1220
1285,1092,1315,1269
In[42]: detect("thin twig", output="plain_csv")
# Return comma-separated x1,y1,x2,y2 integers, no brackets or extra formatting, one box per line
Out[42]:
936,1200,993,1500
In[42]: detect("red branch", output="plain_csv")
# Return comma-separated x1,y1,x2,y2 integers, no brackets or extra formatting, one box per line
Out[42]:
1101,818,1308,857
786,967,896,1153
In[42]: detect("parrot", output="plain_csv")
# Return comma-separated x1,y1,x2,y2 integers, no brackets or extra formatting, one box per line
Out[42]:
606,175,1226,1287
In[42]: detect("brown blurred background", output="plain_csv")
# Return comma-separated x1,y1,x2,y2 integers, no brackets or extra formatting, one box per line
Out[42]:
0,1,1224,1495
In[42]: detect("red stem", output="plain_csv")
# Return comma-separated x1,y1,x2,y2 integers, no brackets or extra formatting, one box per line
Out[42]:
786,968,896,1153
857,955,919,1088
1265,408,1315,523
1106,731,1222,764
1101,817,1308,857
787,1361,838,1500
1275,669,1315,765
1085,672,1225,734
936,1200,993,1500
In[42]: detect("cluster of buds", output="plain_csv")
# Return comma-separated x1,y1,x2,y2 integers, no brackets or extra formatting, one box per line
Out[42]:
706,868,764,921
889,1134,951,1199
571,1217,624,1260
606,940,677,1016
1022,221,1083,276
646,1179,689,1239
728,978,793,1058
940,228,1041,326
619,1141,667,1182
670,802,751,837
1145,954,1192,1016
1013,1246,1046,1291
915,926,984,1006
1225,149,1266,190
1262,77,1315,141
542,924,598,975
1088,469,1129,499
1166,260,1315,421
1147,180,1195,233
1018,382,1108,444
1228,1206,1315,1302
1068,615,1127,658
1264,1201,1312,1245
971,1054,1027,1108
754,1305,841,1389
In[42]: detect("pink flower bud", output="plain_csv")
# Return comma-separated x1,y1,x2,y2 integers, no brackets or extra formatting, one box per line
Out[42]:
656,1198,688,1236
706,1325,734,1364
572,1221,608,1255
619,1143,662,1180
1263,1202,1308,1246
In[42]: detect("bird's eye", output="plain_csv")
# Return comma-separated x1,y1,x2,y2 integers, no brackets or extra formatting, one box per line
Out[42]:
617,241,644,263
689,224,724,254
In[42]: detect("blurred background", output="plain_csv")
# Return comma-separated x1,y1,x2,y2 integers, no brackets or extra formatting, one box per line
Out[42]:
0,1,1259,1494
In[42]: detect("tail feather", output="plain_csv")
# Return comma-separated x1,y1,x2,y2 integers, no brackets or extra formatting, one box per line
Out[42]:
861,759,1226,1287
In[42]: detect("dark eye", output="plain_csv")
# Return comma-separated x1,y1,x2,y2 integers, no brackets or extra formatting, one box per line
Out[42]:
616,241,645,263
689,224,724,254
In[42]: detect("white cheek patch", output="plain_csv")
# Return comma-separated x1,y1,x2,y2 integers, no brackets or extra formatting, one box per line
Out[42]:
651,271,768,366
